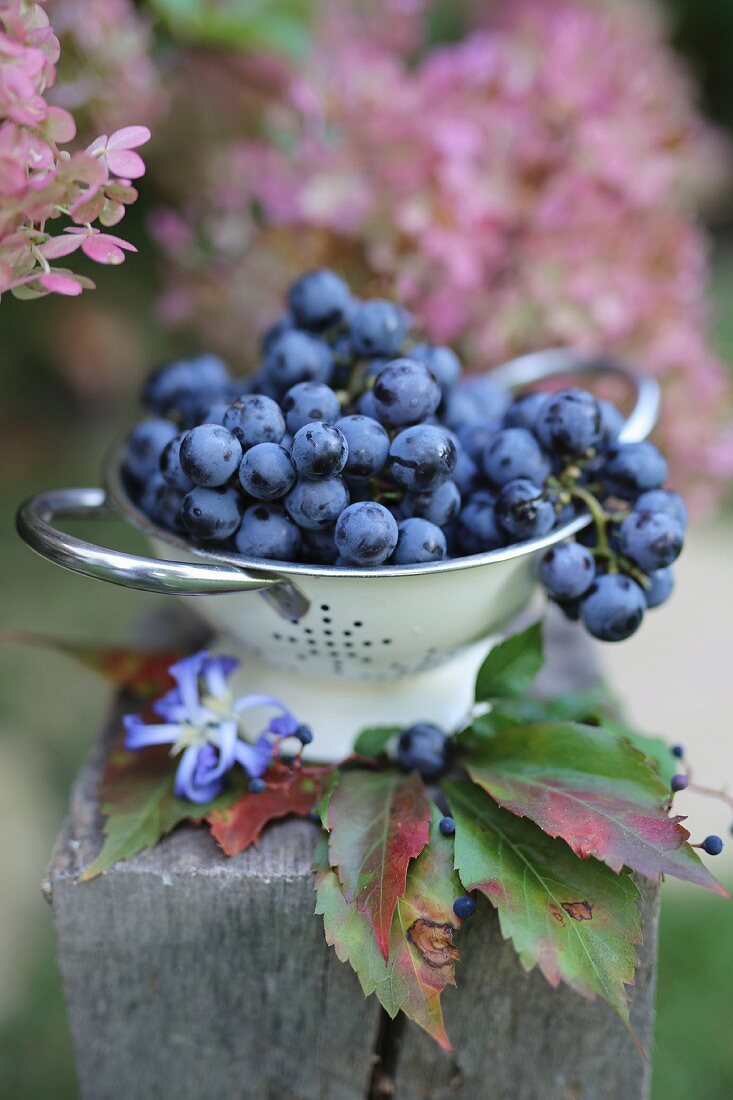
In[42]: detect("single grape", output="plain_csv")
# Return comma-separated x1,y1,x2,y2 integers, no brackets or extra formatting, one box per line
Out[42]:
634,489,688,532
457,376,511,422
373,358,441,427
281,382,341,434
401,480,461,527
180,424,243,487
539,542,596,600
495,479,555,540
143,354,230,417
287,269,351,331
300,526,339,565
223,394,286,450
259,314,294,355
334,501,399,566
580,573,646,642
389,424,457,492
356,388,380,419
458,421,501,464
618,510,684,572
503,391,547,432
396,723,449,779
291,422,349,480
603,442,668,497
456,491,505,554
392,518,447,564
483,427,551,489
439,816,456,837
349,300,409,358
140,475,185,532
335,415,390,478
160,432,194,493
597,400,624,450
451,446,479,497
182,485,244,540
284,477,349,530
263,330,333,393
409,343,462,393
238,442,296,502
644,567,675,609
123,418,178,483
534,388,603,455
235,503,301,561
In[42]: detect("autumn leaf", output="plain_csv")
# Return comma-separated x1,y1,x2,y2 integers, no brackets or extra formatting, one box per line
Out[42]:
465,721,725,893
316,809,462,1050
80,739,244,880
4,632,183,699
445,780,641,1026
325,769,432,959
474,621,544,702
208,764,332,855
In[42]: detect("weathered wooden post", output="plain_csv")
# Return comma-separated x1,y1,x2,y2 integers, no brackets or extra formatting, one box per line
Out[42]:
45,615,659,1100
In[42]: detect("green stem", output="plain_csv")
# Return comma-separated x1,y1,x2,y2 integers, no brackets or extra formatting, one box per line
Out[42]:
569,484,610,554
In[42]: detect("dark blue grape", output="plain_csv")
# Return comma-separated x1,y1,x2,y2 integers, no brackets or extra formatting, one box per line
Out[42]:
291,422,349,480
597,400,624,450
453,895,476,919
603,442,668,498
300,526,339,565
335,414,390,478
409,343,462,393
259,314,294,355
457,420,501,464
392,518,447,564
143,355,230,417
140,474,185,532
238,442,296,501
634,489,688,531
160,432,194,493
618,510,683,572
123,418,178,483
223,394,285,450
396,723,449,779
451,446,479,496
179,424,242,487
456,491,505,554
539,541,596,600
457,376,511,422
388,424,457,492
334,501,398,566
284,477,349,530
372,358,441,427
356,388,380,419
503,391,547,432
234,503,301,561
263,330,333,393
483,428,551,489
439,816,456,837
281,382,340,434
182,486,244,540
645,567,674,609
701,835,724,856
534,388,603,455
287,269,351,331
580,573,646,641
401,480,461,527
495,479,555,540
349,300,409,358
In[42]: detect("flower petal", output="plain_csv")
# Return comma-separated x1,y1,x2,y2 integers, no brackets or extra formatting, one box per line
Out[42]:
37,272,85,295
123,714,181,750
168,652,208,716
106,149,146,179
81,236,127,265
39,234,85,260
233,734,273,778
106,126,151,151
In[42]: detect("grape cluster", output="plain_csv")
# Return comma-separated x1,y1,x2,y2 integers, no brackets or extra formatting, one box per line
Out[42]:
123,268,686,642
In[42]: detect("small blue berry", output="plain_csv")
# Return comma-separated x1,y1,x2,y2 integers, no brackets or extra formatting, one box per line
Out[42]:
701,835,723,856
439,816,456,837
453,895,476,919
249,777,266,793
671,773,688,792
671,744,684,759
296,724,314,745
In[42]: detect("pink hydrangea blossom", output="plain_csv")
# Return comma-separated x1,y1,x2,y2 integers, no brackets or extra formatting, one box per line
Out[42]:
0,0,149,299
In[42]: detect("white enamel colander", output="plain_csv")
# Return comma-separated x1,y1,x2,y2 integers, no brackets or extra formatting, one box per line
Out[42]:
17,349,659,759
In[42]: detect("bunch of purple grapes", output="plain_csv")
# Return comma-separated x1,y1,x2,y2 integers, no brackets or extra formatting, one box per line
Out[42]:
123,268,686,642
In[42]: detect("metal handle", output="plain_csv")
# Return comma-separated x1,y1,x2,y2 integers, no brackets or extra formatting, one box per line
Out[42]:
490,348,660,443
16,487,284,596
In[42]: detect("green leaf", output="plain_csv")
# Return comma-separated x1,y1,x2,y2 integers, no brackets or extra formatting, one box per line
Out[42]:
149,0,311,58
80,740,244,880
326,769,431,959
316,809,462,1050
602,718,678,787
474,622,544,702
353,725,401,758
445,780,641,1025
465,721,725,893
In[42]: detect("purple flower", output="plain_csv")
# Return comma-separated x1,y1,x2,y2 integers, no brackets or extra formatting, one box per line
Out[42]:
122,651,304,804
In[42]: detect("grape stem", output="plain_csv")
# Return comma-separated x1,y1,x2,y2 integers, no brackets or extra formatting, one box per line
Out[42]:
568,484,611,554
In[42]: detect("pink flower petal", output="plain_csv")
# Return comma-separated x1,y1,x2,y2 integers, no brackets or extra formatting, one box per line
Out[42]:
45,106,76,144
81,237,130,264
39,235,85,259
85,135,108,157
39,272,85,295
106,126,151,151
106,149,146,179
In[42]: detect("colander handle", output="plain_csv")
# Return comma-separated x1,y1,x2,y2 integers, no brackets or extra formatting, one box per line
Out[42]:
489,349,660,442
16,487,286,596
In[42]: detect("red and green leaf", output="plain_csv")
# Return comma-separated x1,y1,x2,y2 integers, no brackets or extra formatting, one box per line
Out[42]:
4,632,184,699
445,780,641,1026
316,809,462,1050
465,721,725,893
325,769,432,959
80,738,244,881
207,764,333,856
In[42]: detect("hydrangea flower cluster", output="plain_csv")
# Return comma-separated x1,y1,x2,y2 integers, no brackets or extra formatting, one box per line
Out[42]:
150,0,733,507
123,650,309,803
0,0,149,298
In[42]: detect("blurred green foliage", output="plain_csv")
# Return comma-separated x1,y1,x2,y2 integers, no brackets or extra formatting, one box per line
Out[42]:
148,0,312,57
